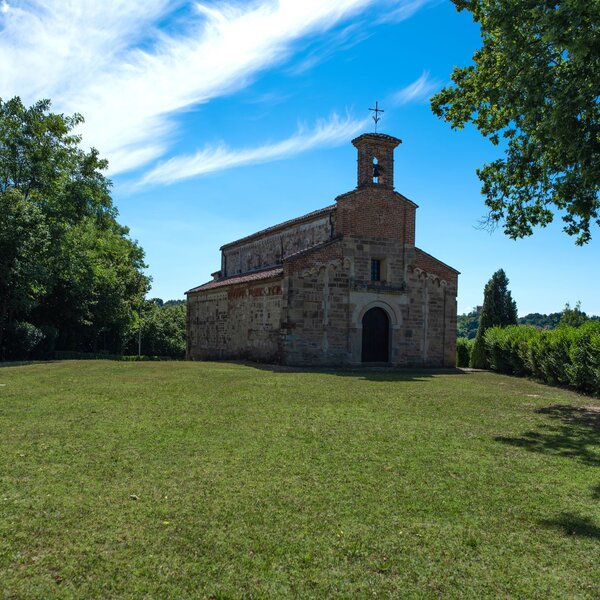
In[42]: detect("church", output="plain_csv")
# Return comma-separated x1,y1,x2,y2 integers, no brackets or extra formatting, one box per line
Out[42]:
186,131,458,367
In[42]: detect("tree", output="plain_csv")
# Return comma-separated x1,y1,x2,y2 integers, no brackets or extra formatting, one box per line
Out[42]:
0,97,149,358
518,312,562,329
126,299,186,358
470,269,518,368
0,189,49,354
457,307,481,339
431,0,600,244
559,301,589,328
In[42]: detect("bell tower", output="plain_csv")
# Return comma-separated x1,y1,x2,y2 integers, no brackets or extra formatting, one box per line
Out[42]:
352,133,402,190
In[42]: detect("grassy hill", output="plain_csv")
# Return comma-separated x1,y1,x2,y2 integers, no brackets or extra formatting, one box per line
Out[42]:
0,361,598,598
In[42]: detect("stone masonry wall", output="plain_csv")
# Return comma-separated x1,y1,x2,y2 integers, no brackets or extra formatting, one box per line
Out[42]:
222,213,334,276
187,277,283,362
279,232,457,367
282,240,349,365
403,268,457,367
342,235,411,366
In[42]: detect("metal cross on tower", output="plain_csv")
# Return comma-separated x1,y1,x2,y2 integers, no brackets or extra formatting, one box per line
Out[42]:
369,101,384,133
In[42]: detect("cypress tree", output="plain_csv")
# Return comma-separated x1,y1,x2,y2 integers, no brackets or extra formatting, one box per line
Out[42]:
470,269,518,368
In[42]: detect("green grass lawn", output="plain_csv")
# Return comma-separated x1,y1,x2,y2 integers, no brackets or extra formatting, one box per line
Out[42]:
0,361,598,599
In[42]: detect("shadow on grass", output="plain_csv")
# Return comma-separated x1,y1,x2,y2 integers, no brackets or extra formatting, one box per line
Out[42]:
0,360,60,368
495,404,600,467
236,361,467,382
329,367,466,382
541,512,600,541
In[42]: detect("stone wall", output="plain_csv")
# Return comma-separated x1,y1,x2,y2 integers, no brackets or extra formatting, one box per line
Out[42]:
403,268,457,367
222,211,334,276
187,277,283,362
342,235,411,366
278,232,458,367
282,240,348,365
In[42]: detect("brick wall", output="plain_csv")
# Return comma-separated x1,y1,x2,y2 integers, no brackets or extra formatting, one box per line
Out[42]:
414,248,459,287
335,188,416,245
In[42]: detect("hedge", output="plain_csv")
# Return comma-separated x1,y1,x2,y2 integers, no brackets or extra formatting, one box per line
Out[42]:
483,322,600,395
456,338,474,367
53,351,175,361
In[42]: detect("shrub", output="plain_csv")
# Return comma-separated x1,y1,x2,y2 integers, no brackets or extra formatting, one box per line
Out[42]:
482,322,600,396
53,351,175,361
566,321,600,395
485,325,539,376
456,338,473,367
536,327,576,386
32,325,58,359
470,335,488,369
5,321,45,359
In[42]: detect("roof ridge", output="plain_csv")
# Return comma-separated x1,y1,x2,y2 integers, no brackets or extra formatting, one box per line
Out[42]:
283,236,342,262
220,204,336,250
186,266,283,294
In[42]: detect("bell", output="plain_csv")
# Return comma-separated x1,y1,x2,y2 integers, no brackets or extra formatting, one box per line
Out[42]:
372,163,381,178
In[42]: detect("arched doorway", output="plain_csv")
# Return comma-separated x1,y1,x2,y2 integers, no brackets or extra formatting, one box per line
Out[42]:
361,307,390,363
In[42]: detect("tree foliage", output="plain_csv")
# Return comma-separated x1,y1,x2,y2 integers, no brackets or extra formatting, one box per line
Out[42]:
456,337,475,367
126,299,186,358
0,97,149,358
0,189,49,352
518,312,562,329
471,269,518,368
431,0,600,244
559,301,589,328
457,307,481,339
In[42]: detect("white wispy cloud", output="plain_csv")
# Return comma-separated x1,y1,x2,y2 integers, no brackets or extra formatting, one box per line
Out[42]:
136,72,436,187
138,113,369,187
0,0,427,177
377,0,440,24
391,70,440,106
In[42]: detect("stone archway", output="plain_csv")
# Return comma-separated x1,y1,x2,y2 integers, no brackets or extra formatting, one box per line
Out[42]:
361,307,390,363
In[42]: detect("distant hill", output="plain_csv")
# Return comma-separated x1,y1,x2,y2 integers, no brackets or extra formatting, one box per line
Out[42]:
517,312,562,329
457,308,599,338
163,299,186,307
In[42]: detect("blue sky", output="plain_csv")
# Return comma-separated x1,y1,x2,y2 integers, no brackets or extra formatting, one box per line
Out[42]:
1,0,598,315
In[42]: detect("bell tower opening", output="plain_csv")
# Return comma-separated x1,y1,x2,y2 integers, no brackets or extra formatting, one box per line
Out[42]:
352,133,402,190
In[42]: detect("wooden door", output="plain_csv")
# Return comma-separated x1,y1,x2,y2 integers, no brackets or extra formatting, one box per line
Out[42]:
361,307,389,363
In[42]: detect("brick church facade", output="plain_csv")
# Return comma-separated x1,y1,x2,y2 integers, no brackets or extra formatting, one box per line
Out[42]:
186,132,458,367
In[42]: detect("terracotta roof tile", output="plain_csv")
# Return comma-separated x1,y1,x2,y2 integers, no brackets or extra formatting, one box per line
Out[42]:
186,266,283,294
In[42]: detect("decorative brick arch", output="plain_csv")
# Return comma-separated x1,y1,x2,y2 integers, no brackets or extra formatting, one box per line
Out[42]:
354,300,399,327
